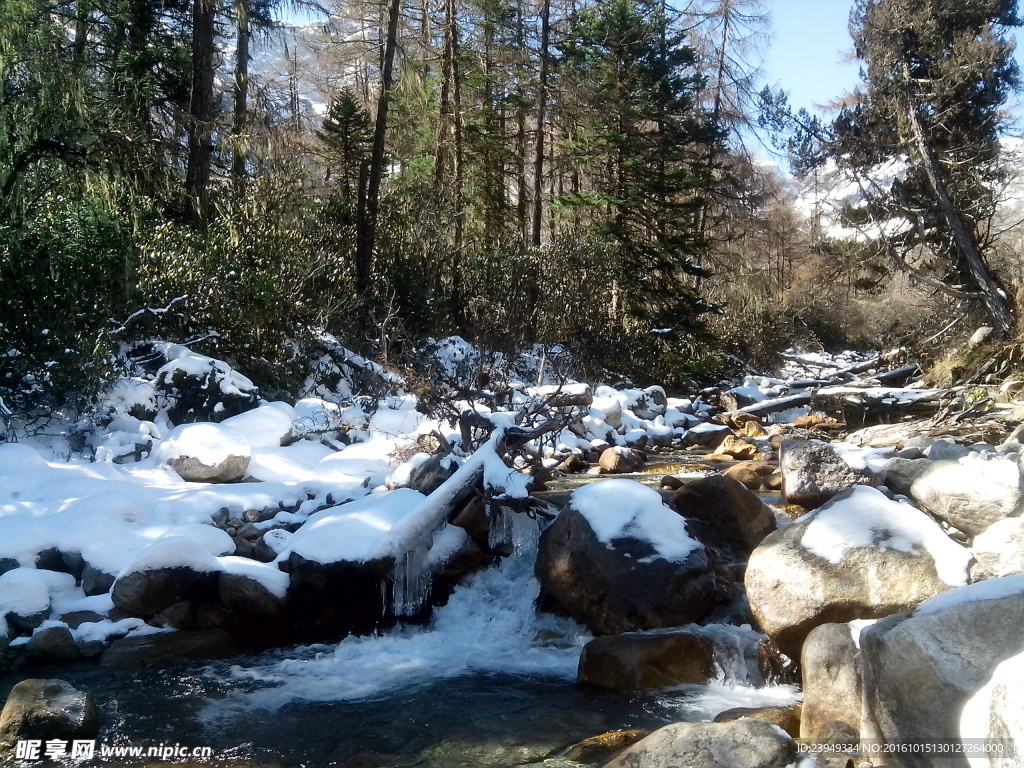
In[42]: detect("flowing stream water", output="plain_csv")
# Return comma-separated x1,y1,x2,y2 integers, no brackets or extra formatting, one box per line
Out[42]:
5,466,799,768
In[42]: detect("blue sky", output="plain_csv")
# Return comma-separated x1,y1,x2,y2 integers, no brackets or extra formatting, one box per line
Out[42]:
761,0,859,116
760,0,1024,131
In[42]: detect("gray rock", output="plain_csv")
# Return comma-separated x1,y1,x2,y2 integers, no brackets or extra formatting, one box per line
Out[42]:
536,505,716,635
800,623,861,741
860,576,1024,768
630,386,668,420
150,600,194,629
884,456,1024,537
780,439,876,508
0,558,18,577
81,563,116,596
166,453,251,483
971,518,1024,578
100,629,236,668
745,486,970,658
923,438,972,461
0,679,98,755
602,718,797,768
960,650,1024,767
408,454,459,495
218,573,287,616
25,626,80,663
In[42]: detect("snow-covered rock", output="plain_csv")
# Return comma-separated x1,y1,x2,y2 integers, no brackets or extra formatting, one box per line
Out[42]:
535,480,716,635
221,402,296,449
860,575,1024,766
154,422,252,483
111,538,222,618
884,456,1024,537
972,518,1024,579
960,650,1024,767
745,486,972,657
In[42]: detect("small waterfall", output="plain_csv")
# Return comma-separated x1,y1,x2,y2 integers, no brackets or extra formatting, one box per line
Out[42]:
215,515,587,711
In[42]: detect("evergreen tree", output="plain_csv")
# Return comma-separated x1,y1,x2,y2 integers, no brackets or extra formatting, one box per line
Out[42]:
318,88,373,216
836,0,1020,333
558,0,724,330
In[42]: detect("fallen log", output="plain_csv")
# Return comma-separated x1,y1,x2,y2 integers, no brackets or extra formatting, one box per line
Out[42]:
720,392,813,419
811,386,947,427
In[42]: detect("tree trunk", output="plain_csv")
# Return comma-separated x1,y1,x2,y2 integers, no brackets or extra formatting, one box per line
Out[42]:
355,0,403,297
904,89,1015,336
231,0,250,183
447,0,465,321
186,0,217,226
531,0,550,248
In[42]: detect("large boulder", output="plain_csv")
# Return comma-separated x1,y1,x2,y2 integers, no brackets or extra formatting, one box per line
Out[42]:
744,486,971,658
682,423,733,450
578,624,764,691
536,480,717,635
959,650,1024,768
152,345,259,425
780,439,876,508
884,455,1024,537
800,622,862,742
602,719,797,768
672,475,776,558
0,679,99,756
860,574,1024,767
154,422,252,483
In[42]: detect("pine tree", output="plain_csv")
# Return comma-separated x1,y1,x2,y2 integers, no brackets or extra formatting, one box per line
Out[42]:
836,0,1020,334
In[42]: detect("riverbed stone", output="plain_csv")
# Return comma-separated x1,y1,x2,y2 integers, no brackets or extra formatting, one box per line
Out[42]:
723,460,780,491
714,704,802,738
597,447,645,474
744,486,970,658
578,628,716,691
0,679,98,755
780,439,875,508
602,718,797,768
535,505,717,635
100,628,236,668
800,623,861,741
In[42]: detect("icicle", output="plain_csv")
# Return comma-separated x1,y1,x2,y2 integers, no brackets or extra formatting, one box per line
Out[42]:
390,540,433,617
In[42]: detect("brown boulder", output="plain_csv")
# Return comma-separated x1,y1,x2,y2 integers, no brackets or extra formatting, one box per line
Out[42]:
578,629,716,690
672,474,776,558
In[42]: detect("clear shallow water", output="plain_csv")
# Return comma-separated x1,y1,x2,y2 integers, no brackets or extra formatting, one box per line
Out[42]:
12,512,798,767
